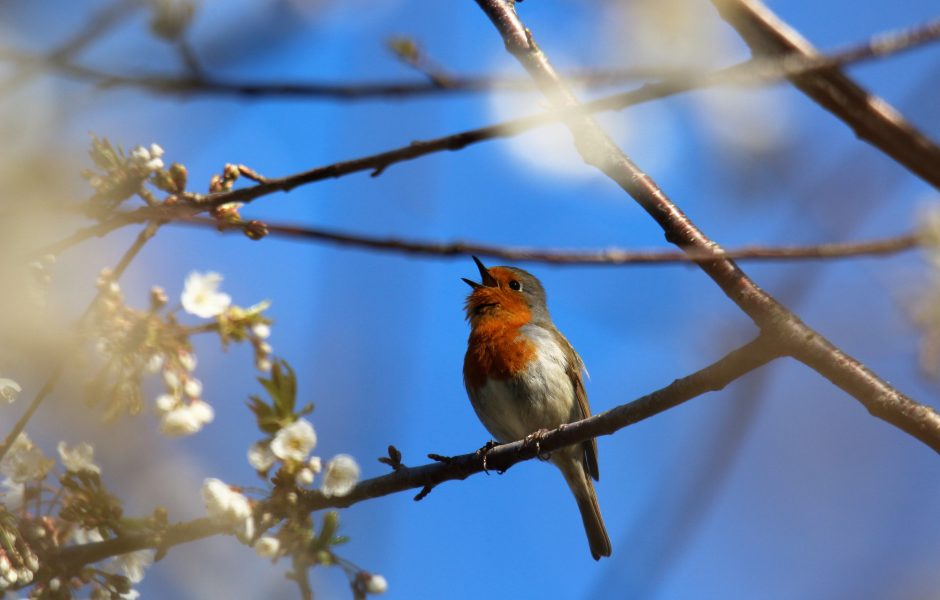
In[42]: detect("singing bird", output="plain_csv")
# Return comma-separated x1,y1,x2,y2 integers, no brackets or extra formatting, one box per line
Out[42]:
462,256,611,560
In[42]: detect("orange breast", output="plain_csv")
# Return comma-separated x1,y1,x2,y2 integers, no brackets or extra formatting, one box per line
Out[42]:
464,320,536,390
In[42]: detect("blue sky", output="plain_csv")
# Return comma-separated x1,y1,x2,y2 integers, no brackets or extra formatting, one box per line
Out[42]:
3,0,940,598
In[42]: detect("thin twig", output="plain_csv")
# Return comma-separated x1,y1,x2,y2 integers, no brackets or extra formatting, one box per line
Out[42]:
54,336,777,570
1,14,938,104
174,216,924,265
473,0,940,452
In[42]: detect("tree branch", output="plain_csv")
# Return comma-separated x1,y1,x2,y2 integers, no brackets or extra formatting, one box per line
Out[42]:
712,0,940,191
472,0,940,452
54,336,778,571
173,215,923,265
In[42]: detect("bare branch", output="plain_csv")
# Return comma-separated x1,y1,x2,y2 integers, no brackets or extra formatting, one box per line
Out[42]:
712,0,940,190
2,12,938,106
173,216,923,265
472,0,940,452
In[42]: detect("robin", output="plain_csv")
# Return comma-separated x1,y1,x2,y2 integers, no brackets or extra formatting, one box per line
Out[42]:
462,256,612,560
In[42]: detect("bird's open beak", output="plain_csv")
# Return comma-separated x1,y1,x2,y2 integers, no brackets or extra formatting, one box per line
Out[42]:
462,256,498,289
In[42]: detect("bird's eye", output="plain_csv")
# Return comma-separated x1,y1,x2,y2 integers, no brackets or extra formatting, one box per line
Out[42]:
508,280,522,291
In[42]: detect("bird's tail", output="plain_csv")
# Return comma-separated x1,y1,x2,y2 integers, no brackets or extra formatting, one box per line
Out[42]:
559,457,612,560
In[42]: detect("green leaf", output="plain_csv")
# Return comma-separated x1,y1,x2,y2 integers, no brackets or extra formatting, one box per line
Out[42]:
313,511,340,552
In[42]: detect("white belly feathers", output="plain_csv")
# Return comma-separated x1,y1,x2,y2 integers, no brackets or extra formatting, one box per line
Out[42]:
469,324,577,443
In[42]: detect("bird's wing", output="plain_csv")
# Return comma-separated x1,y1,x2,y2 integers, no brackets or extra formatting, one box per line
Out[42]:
552,329,600,481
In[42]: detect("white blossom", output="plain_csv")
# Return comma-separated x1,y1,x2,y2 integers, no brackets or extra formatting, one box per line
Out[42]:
183,378,203,398
296,468,314,486
918,203,940,264
159,401,213,437
0,478,24,511
181,272,231,318
145,354,164,374
0,433,53,483
365,574,388,595
72,527,105,545
113,550,154,583
237,515,256,544
0,379,21,403
247,442,275,471
189,399,214,424
256,357,272,372
155,393,177,414
307,456,322,473
130,144,164,172
202,478,252,524
57,441,101,474
252,323,271,339
321,454,360,498
270,419,317,463
253,536,280,558
178,350,197,372
163,369,181,391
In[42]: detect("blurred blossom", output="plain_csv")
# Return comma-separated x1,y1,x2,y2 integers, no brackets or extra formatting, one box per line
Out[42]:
253,536,280,558
184,378,203,398
0,478,24,511
0,433,53,483
181,272,232,318
248,442,276,471
159,400,214,437
72,527,105,545
113,550,154,584
57,441,101,474
912,204,940,375
321,454,360,497
296,467,314,486
365,574,388,595
270,419,317,462
917,203,940,266
130,144,165,173
0,378,21,403
202,478,254,541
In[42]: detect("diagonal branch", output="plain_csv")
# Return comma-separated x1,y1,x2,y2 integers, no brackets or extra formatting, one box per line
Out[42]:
53,336,778,571
712,0,940,191
472,0,940,452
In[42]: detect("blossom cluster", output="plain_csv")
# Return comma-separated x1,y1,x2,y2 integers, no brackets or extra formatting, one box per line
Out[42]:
85,269,271,436
0,432,152,598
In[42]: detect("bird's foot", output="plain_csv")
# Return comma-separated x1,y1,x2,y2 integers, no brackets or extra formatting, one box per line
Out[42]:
476,439,499,474
523,428,552,460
